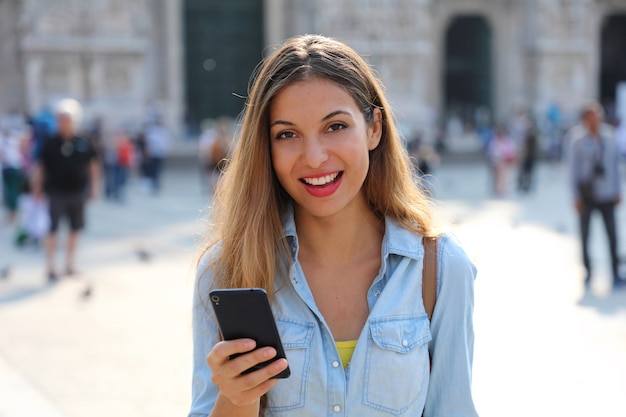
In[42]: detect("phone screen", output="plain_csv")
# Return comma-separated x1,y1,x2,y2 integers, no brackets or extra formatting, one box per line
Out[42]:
209,288,290,379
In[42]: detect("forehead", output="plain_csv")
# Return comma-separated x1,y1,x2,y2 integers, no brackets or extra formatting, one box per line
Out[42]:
270,78,359,117
583,109,601,120
57,113,73,122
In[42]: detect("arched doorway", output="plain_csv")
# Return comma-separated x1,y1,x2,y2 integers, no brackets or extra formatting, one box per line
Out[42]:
599,13,626,122
184,0,264,134
444,15,493,129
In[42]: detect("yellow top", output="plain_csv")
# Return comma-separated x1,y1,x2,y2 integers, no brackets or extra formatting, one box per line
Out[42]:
335,340,358,369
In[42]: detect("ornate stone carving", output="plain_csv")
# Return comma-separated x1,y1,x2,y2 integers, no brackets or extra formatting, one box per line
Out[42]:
316,0,432,44
19,0,149,39
536,0,594,41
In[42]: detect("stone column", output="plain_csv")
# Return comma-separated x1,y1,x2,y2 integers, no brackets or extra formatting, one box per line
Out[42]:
264,0,286,48
0,0,26,113
530,0,597,120
25,55,43,114
163,0,184,140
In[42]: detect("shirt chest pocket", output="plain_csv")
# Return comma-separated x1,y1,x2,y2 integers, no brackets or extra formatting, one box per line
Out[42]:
266,318,314,413
364,315,432,416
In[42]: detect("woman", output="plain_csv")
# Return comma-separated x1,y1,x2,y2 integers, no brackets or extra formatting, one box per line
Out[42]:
190,35,478,417
487,125,516,197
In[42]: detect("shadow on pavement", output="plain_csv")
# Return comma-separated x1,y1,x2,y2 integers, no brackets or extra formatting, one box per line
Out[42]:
0,283,55,305
577,288,626,316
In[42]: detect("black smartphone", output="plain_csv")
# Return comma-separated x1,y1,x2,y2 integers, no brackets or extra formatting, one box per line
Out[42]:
209,288,290,379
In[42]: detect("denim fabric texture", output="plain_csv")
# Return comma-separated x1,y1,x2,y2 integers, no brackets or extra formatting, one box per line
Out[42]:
189,209,478,417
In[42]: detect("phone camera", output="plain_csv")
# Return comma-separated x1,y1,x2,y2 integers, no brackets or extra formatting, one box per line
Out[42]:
211,295,220,304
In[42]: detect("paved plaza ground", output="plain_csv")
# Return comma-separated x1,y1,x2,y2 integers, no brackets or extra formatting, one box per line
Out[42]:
1,160,625,417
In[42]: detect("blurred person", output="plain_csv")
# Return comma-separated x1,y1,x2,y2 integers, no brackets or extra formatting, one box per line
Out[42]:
190,34,478,417
517,122,539,193
567,101,624,289
144,117,170,194
509,108,530,146
407,131,440,194
0,125,27,223
32,105,100,282
30,104,56,161
102,128,133,202
546,101,563,162
102,130,119,201
134,126,148,185
198,118,230,194
615,117,626,159
487,125,517,197
198,119,217,192
115,130,134,202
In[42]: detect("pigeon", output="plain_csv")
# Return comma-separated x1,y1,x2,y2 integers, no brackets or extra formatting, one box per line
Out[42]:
81,284,92,300
136,249,152,262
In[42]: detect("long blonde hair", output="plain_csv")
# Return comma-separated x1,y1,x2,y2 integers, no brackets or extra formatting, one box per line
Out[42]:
199,34,434,294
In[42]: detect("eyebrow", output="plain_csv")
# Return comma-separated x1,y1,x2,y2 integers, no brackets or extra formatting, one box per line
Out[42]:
270,110,353,128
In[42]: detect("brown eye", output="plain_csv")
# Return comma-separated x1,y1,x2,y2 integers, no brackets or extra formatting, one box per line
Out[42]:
327,123,347,132
276,131,296,140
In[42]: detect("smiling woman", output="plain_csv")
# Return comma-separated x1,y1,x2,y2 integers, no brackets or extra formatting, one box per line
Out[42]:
269,77,381,217
190,35,478,417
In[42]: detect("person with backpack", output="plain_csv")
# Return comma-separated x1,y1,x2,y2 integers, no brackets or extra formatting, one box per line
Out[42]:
189,35,478,417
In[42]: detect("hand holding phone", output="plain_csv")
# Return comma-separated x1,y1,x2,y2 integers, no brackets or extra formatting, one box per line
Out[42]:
209,288,290,379
205,339,288,408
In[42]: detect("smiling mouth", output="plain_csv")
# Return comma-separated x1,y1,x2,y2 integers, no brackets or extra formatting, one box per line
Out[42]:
300,171,343,187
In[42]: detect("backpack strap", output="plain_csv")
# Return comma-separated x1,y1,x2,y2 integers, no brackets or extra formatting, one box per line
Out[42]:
422,237,438,320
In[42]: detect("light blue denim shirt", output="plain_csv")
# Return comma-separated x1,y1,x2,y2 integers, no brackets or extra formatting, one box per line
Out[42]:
189,210,478,417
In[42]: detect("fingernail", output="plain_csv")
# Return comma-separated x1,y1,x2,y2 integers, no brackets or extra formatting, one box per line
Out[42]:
264,347,276,358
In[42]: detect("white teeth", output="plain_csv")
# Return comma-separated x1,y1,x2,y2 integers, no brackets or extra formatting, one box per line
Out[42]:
303,172,339,186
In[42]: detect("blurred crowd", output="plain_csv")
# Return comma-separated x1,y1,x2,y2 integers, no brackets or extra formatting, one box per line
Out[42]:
0,100,175,250
406,101,626,199
3,97,626,258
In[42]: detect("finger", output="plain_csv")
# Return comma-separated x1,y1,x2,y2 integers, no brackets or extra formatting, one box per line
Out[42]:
225,346,278,377
211,357,288,406
238,373,283,402
235,357,289,391
223,377,281,408
207,339,256,367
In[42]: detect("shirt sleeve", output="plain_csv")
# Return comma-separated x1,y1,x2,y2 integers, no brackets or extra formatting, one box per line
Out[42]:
610,137,621,199
423,234,479,417
188,255,221,417
567,132,583,202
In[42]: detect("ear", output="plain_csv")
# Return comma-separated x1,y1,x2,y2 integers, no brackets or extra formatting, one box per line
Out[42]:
367,107,383,151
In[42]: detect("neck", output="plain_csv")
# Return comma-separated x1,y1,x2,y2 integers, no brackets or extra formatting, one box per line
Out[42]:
295,196,384,265
60,132,73,140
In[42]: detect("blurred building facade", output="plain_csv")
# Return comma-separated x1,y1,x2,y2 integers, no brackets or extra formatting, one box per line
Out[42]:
0,0,183,135
1,0,625,140
266,0,626,133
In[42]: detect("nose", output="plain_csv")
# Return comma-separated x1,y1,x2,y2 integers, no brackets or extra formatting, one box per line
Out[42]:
302,136,328,168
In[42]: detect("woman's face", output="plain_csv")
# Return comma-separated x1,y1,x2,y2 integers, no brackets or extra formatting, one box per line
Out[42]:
269,77,382,220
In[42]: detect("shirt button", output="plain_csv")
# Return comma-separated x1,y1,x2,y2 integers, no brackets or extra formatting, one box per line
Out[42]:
333,405,341,412
332,360,340,368
374,290,381,297
402,340,409,347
